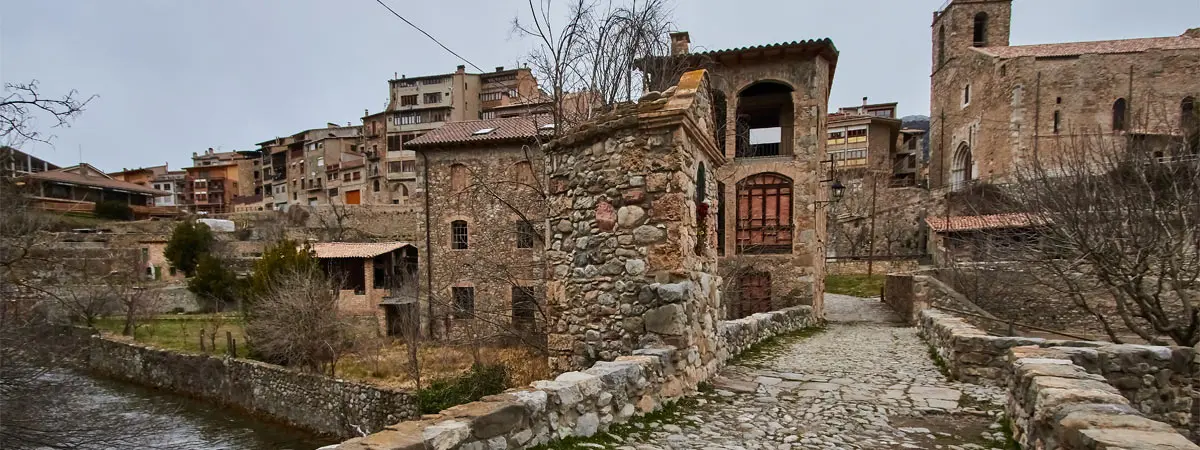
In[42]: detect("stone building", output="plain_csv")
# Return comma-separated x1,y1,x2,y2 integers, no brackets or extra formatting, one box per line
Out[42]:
542,69,727,373
929,0,1200,190
644,32,838,319
358,66,544,208
405,116,551,342
255,124,364,210
311,242,420,336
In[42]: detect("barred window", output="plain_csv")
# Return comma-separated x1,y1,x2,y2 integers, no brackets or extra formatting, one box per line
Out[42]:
451,220,468,250
735,173,793,254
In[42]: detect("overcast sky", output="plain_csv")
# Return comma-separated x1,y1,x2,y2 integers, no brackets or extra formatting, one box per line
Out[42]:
2,0,1196,172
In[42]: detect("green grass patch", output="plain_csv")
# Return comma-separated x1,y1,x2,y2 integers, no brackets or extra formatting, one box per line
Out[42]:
825,274,886,297
416,363,509,414
529,396,699,450
93,315,248,357
927,344,951,378
997,416,1020,450
731,327,824,368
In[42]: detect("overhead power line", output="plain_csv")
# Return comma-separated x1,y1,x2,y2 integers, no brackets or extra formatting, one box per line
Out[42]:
371,0,484,73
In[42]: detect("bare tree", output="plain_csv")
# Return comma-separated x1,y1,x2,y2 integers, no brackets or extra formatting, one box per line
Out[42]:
245,267,359,375
1,80,95,147
514,0,677,129
947,109,1200,345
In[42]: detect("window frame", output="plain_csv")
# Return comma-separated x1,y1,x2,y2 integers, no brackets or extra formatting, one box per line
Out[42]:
735,173,794,255
515,220,535,249
451,220,469,250
452,286,475,317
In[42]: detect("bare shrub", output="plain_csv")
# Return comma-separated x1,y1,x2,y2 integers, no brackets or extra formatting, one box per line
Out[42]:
245,268,358,375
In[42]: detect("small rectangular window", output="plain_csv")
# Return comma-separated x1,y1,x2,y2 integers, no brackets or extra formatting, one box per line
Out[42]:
451,221,469,249
512,286,536,330
516,221,535,249
453,287,475,317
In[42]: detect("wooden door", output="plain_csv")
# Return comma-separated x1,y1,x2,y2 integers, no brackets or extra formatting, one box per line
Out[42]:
345,189,361,205
737,273,772,318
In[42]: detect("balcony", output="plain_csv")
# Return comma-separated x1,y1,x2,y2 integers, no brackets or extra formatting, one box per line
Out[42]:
387,171,416,181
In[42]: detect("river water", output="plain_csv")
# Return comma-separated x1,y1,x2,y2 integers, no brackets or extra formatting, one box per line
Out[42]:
49,371,339,450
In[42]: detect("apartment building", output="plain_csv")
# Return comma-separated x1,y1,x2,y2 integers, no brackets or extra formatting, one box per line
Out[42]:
109,164,188,208
185,149,258,214
257,124,362,209
826,101,903,180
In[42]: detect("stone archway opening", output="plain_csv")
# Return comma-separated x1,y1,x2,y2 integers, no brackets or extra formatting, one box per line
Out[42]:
735,81,794,158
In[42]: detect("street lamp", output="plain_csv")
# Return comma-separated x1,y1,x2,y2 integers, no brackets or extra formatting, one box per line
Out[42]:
816,180,846,206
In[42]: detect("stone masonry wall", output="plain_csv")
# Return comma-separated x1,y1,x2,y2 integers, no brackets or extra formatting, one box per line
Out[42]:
76,331,418,438
335,305,818,450
543,70,725,376
917,309,1199,440
1007,346,1198,449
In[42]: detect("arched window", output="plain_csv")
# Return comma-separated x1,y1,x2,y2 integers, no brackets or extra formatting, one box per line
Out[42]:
735,82,793,158
973,12,989,47
450,164,468,191
450,220,469,249
937,25,946,67
735,173,793,254
1112,98,1127,131
950,144,973,190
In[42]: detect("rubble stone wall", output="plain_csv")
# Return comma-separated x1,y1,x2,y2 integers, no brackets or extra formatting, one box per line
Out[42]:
543,70,725,376
918,309,1199,440
76,331,418,438
335,305,817,450
1007,346,1199,449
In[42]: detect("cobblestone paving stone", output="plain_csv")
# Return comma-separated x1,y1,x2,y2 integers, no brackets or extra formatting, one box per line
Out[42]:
611,295,1009,450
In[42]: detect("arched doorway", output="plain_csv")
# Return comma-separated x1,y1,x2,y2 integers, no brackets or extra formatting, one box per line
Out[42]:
735,81,794,158
950,144,973,190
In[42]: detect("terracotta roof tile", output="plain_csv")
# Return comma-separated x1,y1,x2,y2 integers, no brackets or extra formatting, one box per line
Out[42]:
978,34,1200,59
311,242,414,259
694,38,838,58
925,213,1041,233
26,167,170,196
406,116,551,148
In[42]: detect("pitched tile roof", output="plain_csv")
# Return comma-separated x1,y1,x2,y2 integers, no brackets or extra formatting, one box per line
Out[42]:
977,34,1200,59
926,213,1041,233
25,166,170,196
405,116,551,148
310,241,414,259
694,38,839,58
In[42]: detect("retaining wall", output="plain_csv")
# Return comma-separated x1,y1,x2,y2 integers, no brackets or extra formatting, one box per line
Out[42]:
1008,346,1198,449
77,331,418,438
918,309,1199,443
335,305,819,450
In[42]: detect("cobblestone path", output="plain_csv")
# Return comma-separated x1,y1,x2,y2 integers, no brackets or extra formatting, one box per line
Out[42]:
613,294,1010,450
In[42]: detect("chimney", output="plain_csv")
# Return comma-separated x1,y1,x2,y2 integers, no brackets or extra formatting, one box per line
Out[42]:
208,147,214,155
364,109,369,117
192,151,198,157
456,64,466,74
669,31,691,56
495,66,504,72
394,71,398,79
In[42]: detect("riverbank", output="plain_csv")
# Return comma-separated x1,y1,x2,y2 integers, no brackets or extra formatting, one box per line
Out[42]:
64,327,419,438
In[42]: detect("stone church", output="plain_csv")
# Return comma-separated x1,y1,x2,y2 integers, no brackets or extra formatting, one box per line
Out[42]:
929,0,1200,190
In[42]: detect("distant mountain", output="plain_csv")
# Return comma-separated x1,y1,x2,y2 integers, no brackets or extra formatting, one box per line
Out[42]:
901,115,930,131
901,115,931,160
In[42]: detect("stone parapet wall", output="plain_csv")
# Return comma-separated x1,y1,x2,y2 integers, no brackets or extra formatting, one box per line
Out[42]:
78,332,417,438
917,309,1199,441
1007,346,1198,449
336,305,818,450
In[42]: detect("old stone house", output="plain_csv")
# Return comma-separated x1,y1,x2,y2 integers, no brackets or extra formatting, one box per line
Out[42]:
405,116,551,342
644,32,838,319
311,241,420,336
929,0,1200,191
